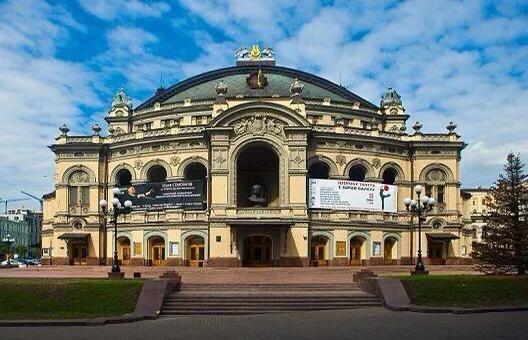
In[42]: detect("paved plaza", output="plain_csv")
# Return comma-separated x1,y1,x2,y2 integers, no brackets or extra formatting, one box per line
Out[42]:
2,308,527,340
0,265,478,283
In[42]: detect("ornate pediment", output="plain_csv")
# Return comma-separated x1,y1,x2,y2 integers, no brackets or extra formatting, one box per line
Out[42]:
233,113,286,138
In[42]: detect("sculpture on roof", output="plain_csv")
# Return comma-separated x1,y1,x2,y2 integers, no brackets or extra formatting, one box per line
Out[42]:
111,88,132,110
380,85,403,108
236,45,275,61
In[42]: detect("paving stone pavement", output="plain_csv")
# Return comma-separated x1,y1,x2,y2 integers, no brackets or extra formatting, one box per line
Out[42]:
0,265,478,283
2,308,527,340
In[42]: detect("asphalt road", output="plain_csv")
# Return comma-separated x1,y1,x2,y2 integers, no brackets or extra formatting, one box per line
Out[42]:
2,308,527,340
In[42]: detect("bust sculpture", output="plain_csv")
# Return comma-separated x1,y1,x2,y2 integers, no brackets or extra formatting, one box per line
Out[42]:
248,184,267,206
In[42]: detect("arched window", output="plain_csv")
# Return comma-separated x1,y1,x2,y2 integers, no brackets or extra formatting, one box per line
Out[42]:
116,169,132,187
308,161,330,179
147,165,167,182
382,168,398,185
68,170,90,214
349,164,366,182
424,168,447,210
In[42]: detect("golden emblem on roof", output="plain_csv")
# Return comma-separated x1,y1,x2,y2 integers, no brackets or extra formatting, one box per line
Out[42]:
250,45,261,60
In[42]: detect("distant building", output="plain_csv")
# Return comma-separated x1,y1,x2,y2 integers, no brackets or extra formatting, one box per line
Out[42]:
0,216,29,258
0,208,42,258
461,187,490,246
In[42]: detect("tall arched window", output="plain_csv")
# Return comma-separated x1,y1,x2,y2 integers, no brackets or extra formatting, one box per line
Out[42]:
424,168,447,212
349,164,366,182
382,168,398,185
147,165,167,182
308,161,330,179
116,169,132,187
68,170,90,214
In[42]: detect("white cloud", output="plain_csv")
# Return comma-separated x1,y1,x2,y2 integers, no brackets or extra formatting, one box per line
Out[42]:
78,0,170,21
0,0,100,210
180,0,528,187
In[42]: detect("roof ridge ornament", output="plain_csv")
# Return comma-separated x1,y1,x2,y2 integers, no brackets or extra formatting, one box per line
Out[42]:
236,44,275,66
111,88,132,110
381,85,403,108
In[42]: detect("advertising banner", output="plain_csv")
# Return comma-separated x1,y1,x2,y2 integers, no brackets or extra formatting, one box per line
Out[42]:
308,179,397,212
118,180,204,210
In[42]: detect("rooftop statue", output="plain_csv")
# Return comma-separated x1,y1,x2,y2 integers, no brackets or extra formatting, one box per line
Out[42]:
111,88,132,110
236,45,275,61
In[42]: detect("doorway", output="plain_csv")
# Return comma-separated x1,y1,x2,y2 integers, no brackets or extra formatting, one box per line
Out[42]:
428,240,445,265
117,237,131,266
244,235,272,267
310,236,328,267
350,236,366,266
186,236,205,267
70,242,87,265
148,236,165,266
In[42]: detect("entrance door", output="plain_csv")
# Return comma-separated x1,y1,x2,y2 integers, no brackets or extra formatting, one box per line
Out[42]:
149,237,165,266
186,236,205,267
244,236,272,267
350,237,364,266
70,243,87,265
310,236,328,267
428,241,445,265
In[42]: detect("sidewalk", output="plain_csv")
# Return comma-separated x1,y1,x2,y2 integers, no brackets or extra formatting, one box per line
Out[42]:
0,265,478,283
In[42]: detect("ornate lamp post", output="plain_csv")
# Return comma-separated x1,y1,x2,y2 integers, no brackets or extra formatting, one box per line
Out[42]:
2,234,14,268
99,188,132,278
404,185,436,275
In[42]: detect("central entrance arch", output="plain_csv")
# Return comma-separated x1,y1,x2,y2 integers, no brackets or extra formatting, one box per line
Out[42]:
148,236,165,266
236,142,280,207
244,235,272,267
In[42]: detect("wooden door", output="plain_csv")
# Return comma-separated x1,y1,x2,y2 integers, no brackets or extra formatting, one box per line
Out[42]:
310,245,327,266
122,246,130,265
428,241,445,265
350,238,363,266
189,244,205,267
71,244,87,265
244,236,272,267
152,245,165,266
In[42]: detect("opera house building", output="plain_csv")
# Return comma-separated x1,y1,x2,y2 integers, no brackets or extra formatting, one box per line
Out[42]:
41,46,474,267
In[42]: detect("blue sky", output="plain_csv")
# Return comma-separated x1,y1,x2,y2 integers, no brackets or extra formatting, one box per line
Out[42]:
0,0,527,211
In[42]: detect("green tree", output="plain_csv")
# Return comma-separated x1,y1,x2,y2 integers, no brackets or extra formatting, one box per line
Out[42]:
15,245,27,258
472,153,528,274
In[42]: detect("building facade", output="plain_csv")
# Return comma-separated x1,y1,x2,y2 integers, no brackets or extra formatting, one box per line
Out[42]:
0,216,29,259
461,187,490,245
42,47,474,267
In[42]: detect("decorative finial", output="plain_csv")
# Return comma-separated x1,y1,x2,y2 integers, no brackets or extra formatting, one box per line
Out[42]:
380,85,403,108
111,88,132,110
290,78,304,104
446,121,457,134
412,121,423,134
215,80,228,104
59,124,69,136
92,123,101,136
399,123,407,134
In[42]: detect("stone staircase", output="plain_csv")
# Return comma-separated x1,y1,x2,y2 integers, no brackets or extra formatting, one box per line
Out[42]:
161,283,382,315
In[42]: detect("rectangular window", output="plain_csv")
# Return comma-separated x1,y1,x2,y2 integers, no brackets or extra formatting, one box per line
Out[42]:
69,187,78,208
136,124,143,131
361,121,371,129
145,122,152,130
437,185,445,204
162,119,172,128
81,187,90,206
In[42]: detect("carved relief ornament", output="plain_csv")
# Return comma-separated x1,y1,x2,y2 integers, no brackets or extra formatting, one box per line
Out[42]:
233,114,285,137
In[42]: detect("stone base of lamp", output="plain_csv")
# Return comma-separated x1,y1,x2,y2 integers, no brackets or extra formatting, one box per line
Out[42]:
108,271,125,279
410,270,429,276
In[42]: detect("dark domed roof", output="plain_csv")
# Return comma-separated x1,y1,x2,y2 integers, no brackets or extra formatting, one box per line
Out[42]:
136,65,378,111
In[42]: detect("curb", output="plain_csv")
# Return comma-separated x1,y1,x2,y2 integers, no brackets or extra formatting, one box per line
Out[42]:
0,276,180,327
358,277,528,314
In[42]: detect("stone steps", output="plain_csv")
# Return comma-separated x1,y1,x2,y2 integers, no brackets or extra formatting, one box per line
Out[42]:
161,283,381,316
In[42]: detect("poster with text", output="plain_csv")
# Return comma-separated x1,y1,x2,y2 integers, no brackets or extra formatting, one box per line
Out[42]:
117,180,204,210
308,179,397,212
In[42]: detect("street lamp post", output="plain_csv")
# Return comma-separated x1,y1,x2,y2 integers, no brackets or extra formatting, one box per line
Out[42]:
99,188,132,278
2,234,14,268
404,185,436,275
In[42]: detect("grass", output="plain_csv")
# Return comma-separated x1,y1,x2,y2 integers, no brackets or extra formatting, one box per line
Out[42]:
0,278,143,320
401,275,528,307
